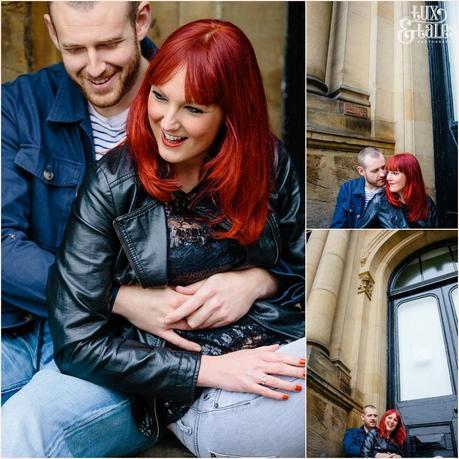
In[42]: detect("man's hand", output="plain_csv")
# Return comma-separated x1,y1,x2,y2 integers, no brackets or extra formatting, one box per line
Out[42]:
164,268,279,329
113,285,201,352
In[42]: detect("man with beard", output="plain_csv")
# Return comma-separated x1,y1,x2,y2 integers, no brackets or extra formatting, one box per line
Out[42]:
330,147,386,228
342,405,379,457
2,2,281,456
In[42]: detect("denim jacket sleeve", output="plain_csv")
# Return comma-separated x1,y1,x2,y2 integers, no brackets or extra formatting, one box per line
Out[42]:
47,163,201,402
331,183,350,228
1,83,55,317
343,429,364,458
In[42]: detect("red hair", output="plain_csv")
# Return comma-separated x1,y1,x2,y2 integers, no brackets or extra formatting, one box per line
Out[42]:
385,153,428,222
127,19,275,245
378,409,406,447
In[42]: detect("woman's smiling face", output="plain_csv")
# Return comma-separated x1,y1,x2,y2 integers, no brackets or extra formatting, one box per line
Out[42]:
384,412,399,434
386,169,407,195
148,67,224,174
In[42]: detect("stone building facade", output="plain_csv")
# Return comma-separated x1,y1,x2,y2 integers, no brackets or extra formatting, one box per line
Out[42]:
307,1,457,228
307,229,458,457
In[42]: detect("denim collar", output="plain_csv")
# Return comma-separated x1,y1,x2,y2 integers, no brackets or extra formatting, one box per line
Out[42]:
352,176,366,196
47,71,87,124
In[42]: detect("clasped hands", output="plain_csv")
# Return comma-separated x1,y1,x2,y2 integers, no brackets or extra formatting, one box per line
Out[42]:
114,268,305,400
113,268,278,352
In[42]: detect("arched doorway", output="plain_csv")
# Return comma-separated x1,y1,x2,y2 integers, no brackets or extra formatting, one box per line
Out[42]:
388,241,458,457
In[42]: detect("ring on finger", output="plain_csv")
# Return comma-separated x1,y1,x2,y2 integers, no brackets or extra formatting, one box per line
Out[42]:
260,375,268,386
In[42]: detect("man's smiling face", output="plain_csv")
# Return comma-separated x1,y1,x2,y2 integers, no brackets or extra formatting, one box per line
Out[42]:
45,2,142,116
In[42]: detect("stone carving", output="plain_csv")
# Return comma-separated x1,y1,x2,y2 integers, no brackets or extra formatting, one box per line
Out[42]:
358,271,375,299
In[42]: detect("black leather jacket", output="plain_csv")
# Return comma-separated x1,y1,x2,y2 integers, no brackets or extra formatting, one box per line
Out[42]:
47,142,304,440
361,429,403,457
356,192,438,228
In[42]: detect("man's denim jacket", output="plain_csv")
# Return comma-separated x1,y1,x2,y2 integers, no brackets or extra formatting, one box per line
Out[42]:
330,177,366,228
1,39,157,328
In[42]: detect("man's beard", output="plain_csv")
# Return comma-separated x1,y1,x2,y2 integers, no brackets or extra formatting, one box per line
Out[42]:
75,44,141,110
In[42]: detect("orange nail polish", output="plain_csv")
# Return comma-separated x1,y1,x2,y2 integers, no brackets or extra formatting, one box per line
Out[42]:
295,385,302,392
282,394,289,400
299,359,305,365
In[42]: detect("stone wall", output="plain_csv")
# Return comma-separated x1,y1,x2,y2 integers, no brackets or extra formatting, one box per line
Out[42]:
1,1,286,137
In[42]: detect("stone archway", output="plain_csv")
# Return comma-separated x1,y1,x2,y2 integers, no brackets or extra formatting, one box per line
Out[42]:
354,230,456,415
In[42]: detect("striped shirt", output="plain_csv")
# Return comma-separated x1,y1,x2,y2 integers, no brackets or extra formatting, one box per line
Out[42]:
88,103,129,160
364,187,384,209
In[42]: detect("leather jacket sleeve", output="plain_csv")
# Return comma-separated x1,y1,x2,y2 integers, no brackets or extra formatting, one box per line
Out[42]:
245,143,304,339
360,429,378,458
47,163,201,402
358,191,439,229
266,143,305,309
424,196,438,228
273,143,305,276
357,193,411,229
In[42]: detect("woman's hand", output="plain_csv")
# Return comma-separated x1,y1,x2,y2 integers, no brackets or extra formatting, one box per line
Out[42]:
196,344,305,400
164,268,279,329
113,285,201,352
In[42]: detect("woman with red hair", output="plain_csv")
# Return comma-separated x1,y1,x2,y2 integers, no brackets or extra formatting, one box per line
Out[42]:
357,153,438,228
48,19,305,457
361,409,407,457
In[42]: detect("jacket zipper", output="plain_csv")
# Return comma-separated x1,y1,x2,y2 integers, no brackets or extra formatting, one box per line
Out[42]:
151,338,166,442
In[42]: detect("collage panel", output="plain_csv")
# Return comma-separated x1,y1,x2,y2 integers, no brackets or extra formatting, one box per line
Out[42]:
306,229,458,458
307,0,457,230
1,1,306,458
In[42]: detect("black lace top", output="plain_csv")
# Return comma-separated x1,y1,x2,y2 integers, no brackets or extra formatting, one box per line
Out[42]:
163,188,289,423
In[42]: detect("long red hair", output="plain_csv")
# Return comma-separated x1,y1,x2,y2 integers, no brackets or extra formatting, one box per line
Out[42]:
385,153,428,222
378,409,406,447
127,19,275,245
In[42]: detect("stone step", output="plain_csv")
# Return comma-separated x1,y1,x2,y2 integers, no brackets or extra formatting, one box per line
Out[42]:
137,431,194,458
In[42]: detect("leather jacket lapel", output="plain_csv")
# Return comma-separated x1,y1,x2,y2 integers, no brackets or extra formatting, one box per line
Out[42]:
113,201,168,288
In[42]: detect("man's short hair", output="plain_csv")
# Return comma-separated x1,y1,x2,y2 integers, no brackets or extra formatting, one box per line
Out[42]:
362,404,377,414
357,147,384,167
48,1,140,27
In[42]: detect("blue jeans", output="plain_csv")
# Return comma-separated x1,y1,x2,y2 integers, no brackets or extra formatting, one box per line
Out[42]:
1,318,54,403
2,320,154,457
169,338,306,458
2,320,304,457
